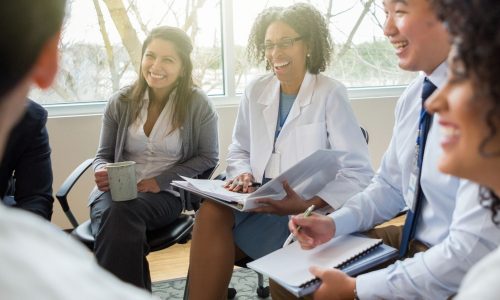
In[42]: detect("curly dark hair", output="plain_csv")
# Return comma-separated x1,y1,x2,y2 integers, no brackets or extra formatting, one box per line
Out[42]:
432,0,500,223
246,3,332,74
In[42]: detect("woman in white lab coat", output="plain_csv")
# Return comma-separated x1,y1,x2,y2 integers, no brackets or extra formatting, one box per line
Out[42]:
187,4,373,299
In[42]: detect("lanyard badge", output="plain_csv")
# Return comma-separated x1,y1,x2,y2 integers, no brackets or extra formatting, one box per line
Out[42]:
406,144,421,213
405,112,427,213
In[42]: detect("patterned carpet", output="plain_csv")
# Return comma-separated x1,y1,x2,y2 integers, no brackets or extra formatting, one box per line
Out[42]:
152,268,270,300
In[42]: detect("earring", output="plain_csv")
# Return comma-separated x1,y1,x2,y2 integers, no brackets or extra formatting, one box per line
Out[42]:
306,53,311,58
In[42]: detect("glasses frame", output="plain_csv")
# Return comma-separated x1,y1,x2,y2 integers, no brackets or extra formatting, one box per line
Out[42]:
263,36,303,52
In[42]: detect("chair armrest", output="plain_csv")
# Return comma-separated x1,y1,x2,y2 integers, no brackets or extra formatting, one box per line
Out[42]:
55,159,94,228
214,171,226,181
198,163,219,180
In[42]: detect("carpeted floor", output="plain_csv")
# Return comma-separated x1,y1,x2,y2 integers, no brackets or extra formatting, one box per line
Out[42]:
152,268,271,300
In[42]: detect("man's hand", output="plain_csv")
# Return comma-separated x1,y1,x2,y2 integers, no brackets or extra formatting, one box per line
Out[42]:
309,266,356,300
251,181,309,216
94,168,109,192
137,178,160,193
289,213,335,249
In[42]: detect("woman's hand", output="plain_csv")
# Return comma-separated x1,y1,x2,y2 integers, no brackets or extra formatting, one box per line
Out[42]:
94,168,109,192
224,172,256,193
137,178,160,193
251,181,309,216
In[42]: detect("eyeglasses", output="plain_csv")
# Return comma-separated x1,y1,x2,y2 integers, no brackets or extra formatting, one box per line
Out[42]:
263,37,303,52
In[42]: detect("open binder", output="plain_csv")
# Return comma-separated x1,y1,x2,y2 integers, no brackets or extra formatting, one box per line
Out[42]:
171,149,344,211
247,234,398,297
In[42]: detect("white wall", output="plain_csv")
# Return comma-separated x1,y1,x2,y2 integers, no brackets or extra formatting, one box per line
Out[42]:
47,97,397,228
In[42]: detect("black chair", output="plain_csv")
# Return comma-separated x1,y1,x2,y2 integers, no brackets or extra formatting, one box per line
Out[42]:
55,158,215,252
1,176,16,207
360,126,369,144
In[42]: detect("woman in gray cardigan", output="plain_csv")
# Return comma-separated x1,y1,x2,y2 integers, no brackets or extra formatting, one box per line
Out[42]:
89,26,218,291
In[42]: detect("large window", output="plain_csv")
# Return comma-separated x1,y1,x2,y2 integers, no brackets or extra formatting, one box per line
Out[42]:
233,0,415,93
31,0,222,104
31,0,414,106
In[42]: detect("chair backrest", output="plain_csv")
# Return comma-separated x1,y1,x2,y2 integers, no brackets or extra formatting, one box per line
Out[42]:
1,176,16,206
360,126,369,144
199,165,218,180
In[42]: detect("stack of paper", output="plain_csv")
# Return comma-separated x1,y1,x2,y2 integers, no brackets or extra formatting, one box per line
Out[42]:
172,149,344,211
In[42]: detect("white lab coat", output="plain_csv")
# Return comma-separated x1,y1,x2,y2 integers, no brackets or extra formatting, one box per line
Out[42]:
227,72,374,210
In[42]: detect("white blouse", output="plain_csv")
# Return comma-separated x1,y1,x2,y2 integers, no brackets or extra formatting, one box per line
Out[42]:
456,246,500,300
123,96,182,184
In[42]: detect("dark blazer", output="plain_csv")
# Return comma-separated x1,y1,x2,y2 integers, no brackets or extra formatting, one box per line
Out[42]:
0,100,53,220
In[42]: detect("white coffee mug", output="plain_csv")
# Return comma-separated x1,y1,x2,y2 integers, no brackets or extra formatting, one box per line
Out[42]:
106,161,137,201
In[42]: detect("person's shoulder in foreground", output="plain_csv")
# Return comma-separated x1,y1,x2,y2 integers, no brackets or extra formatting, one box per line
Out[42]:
0,0,156,298
0,204,156,300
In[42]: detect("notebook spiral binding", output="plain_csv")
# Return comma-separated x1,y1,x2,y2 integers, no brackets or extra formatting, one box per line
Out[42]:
298,239,383,288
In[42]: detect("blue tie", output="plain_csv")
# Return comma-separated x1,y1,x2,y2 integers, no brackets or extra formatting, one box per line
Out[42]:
399,78,437,258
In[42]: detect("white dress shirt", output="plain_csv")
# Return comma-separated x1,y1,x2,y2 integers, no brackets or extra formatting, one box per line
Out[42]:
123,96,182,183
456,246,500,299
0,204,155,300
227,72,374,210
330,62,500,299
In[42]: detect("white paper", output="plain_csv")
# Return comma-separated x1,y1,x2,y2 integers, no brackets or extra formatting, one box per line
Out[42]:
247,235,382,287
172,149,344,211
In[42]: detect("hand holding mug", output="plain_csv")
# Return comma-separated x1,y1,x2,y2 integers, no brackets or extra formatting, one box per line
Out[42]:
94,167,109,192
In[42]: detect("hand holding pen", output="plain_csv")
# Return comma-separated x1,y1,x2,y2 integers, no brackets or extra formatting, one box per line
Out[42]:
224,172,261,193
283,204,315,247
287,211,336,250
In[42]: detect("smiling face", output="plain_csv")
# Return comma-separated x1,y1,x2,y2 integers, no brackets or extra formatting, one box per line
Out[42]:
383,0,450,75
264,21,308,94
141,38,183,99
426,47,500,191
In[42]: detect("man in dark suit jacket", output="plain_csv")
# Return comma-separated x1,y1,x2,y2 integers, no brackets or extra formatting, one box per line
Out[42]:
0,99,53,220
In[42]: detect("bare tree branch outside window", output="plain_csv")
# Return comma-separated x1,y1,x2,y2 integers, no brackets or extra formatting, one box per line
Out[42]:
30,0,414,104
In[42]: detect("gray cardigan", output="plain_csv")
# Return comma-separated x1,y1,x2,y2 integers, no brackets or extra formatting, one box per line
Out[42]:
89,86,219,205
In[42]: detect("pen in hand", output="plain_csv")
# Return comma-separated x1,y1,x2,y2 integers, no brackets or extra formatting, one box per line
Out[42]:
248,181,262,189
283,204,316,247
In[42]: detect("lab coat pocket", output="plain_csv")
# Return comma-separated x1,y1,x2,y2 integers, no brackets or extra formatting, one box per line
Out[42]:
295,122,327,160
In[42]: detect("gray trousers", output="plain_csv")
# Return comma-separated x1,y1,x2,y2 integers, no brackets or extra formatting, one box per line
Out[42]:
90,191,183,291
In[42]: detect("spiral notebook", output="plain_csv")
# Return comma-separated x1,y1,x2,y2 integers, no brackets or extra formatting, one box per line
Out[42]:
247,234,398,297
